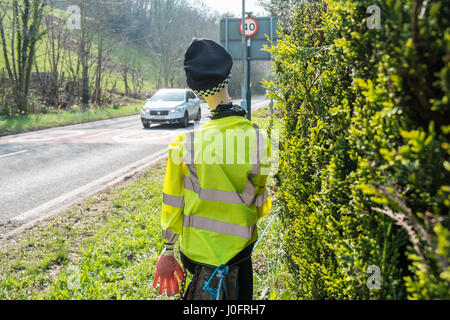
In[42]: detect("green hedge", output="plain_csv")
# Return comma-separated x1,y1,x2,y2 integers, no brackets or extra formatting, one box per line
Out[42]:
266,0,449,299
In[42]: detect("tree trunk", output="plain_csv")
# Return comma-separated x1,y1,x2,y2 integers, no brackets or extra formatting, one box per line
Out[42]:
80,2,90,108
93,36,103,105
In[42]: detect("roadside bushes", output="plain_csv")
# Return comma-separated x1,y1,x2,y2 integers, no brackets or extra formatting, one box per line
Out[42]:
266,0,449,299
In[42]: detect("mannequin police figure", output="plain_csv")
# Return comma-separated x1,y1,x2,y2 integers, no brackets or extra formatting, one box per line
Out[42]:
153,39,272,300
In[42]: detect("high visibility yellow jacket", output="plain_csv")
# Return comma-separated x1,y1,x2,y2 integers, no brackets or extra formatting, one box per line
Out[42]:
161,115,272,267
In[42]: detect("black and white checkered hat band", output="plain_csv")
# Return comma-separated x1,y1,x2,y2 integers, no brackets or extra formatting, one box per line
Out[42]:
193,73,232,97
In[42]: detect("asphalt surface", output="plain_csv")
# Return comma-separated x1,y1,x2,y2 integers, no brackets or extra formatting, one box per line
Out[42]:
0,96,269,236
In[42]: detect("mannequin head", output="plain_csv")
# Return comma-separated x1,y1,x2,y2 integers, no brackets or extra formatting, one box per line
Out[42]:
183,39,233,111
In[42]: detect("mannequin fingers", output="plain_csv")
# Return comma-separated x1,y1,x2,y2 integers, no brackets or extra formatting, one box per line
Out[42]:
152,272,160,288
175,263,184,281
172,277,179,295
166,278,173,297
159,277,166,295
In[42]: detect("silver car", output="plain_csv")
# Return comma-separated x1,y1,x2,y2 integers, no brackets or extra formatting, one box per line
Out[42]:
141,89,201,128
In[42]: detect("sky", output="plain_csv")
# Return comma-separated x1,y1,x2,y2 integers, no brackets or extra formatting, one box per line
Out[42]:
192,0,269,17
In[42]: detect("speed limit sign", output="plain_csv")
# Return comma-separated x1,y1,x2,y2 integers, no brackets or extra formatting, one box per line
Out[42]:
239,17,258,37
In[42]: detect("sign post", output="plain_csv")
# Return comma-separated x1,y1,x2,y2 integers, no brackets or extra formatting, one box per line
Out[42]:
240,1,247,119
240,16,258,120
246,37,252,121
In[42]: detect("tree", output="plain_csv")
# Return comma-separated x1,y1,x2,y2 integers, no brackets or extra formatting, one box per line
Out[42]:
91,0,110,105
149,0,220,88
39,1,71,107
258,0,313,31
0,0,46,114
77,0,93,108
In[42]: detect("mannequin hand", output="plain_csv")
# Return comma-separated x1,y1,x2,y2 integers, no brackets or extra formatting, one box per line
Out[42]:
152,247,184,297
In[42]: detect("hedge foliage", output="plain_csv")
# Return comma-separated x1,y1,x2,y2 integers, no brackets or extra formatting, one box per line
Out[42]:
265,0,449,299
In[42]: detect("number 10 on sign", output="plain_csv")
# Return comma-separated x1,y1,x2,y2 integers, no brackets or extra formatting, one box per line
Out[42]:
239,17,258,37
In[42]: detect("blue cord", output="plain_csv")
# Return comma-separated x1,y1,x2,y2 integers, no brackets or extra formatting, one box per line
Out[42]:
215,266,229,300
252,206,281,253
203,264,229,300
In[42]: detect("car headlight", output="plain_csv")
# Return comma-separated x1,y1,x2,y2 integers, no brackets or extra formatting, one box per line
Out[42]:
171,105,185,113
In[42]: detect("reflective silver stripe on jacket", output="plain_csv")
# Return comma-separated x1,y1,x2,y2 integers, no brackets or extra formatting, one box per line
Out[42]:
184,176,251,204
162,228,178,243
184,214,255,239
185,132,200,194
250,123,263,179
163,193,185,208
184,125,267,207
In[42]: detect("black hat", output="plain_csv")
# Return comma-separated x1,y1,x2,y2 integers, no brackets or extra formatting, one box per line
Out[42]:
183,38,233,97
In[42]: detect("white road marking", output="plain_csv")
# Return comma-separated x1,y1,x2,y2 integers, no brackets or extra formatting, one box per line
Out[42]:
111,130,178,144
0,149,28,159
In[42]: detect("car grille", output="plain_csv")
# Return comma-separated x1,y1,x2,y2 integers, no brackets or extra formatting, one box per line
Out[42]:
150,110,169,116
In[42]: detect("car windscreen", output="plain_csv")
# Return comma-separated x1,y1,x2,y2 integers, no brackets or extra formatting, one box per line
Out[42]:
150,91,185,102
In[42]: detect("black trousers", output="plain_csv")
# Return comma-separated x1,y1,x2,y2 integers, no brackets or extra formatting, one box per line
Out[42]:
180,243,254,300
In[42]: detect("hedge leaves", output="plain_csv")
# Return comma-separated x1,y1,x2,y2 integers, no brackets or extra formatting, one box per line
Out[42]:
267,0,449,299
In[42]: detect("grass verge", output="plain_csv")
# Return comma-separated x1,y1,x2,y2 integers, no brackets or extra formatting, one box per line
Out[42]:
0,102,144,136
0,161,166,300
0,111,292,300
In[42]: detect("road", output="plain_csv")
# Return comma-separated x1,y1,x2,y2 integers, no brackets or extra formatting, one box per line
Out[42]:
0,96,269,237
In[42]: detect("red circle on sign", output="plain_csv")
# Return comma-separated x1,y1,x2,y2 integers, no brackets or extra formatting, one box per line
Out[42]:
239,17,258,37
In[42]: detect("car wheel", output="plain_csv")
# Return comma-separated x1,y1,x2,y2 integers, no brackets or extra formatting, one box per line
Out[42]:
181,112,189,128
142,121,150,129
195,108,201,121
